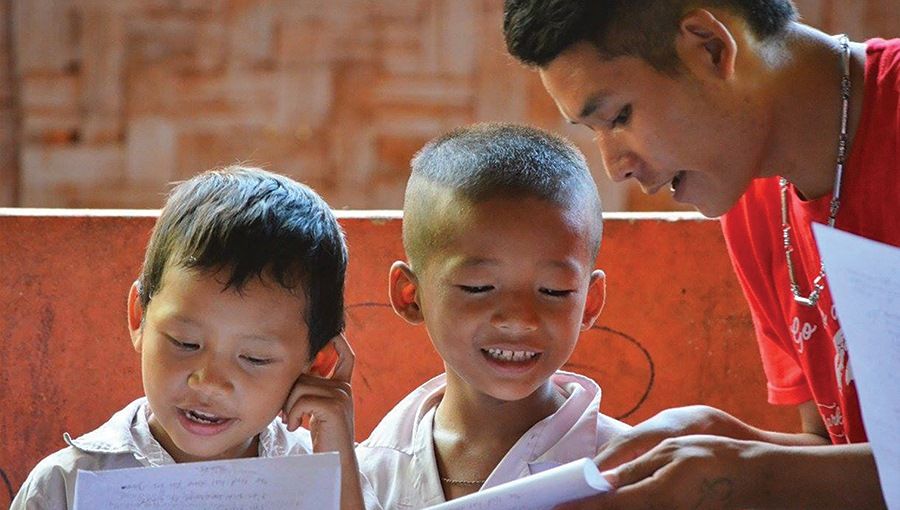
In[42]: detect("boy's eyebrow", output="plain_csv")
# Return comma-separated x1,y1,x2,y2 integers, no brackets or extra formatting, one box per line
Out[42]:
162,313,283,344
161,313,199,327
454,257,583,275
454,257,501,268
238,334,282,344
543,259,582,273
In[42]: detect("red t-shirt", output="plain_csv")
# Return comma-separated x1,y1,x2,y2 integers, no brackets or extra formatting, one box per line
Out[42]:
721,39,900,444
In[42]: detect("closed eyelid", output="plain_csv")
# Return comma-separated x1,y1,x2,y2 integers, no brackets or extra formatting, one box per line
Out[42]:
458,284,494,292
167,335,199,349
241,354,276,365
540,287,577,295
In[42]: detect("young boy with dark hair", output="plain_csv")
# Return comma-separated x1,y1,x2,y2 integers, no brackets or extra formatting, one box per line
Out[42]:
505,0,894,507
12,167,378,510
356,123,628,507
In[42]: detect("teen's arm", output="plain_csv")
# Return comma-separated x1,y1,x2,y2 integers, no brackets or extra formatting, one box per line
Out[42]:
283,334,368,510
557,403,886,509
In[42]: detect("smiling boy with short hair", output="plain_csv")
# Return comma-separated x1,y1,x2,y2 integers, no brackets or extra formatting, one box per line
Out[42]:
13,167,376,510
356,123,628,507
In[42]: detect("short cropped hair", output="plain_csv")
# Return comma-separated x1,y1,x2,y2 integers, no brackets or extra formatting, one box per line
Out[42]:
138,166,347,359
504,0,797,72
403,123,602,270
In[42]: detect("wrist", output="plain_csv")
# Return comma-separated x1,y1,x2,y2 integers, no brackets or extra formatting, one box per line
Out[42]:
733,439,781,508
747,443,886,509
312,431,356,455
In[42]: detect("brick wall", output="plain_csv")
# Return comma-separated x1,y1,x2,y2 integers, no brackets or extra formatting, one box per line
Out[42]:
0,1,898,209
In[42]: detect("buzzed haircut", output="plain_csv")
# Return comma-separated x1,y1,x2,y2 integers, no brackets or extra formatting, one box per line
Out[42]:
504,0,798,72
138,166,347,359
403,123,602,270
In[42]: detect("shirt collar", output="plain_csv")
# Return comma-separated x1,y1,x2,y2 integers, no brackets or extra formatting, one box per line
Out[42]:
484,371,601,487
386,371,605,501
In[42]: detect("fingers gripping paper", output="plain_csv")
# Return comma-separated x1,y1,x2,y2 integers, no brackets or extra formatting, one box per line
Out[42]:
73,452,340,510
426,458,612,510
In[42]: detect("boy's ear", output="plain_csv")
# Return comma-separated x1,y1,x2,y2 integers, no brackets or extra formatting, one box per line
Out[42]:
127,280,144,353
581,270,606,331
309,341,339,378
388,261,424,325
675,9,737,81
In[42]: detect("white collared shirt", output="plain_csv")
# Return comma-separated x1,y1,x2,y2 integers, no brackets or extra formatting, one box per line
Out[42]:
356,371,629,509
12,397,381,510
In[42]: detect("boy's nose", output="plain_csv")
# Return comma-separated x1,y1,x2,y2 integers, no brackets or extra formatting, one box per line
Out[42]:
490,295,540,333
188,357,234,396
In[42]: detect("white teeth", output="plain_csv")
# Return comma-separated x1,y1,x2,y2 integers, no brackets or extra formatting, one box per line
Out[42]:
484,348,539,362
187,409,223,424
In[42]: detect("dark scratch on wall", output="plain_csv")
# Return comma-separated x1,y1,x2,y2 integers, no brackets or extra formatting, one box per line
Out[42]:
1,466,13,505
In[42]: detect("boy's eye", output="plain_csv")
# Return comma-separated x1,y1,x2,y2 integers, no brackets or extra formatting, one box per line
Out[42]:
540,288,575,298
168,336,199,351
240,355,274,366
610,104,632,128
458,285,494,294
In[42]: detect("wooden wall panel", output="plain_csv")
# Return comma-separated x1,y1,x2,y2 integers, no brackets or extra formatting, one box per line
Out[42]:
0,211,798,505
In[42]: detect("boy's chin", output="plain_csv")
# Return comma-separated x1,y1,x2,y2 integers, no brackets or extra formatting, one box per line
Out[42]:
161,426,257,463
168,440,254,463
476,380,552,403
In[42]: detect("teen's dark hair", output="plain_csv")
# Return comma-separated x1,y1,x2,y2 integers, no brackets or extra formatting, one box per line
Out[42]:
404,122,602,269
138,166,347,359
504,0,797,72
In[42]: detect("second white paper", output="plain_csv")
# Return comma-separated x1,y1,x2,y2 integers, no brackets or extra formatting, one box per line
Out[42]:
813,223,900,509
426,457,612,510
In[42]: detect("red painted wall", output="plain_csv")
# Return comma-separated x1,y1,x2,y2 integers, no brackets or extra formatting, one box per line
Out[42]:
0,211,798,504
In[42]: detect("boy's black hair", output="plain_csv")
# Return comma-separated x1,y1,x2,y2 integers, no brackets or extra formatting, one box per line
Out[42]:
138,166,347,359
504,0,797,72
404,123,602,271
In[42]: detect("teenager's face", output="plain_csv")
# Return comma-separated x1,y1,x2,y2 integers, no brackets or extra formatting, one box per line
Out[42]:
412,196,604,402
130,266,310,463
539,41,765,217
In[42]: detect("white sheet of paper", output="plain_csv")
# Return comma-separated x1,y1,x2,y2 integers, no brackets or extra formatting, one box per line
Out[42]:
813,223,900,509
425,457,612,510
73,452,340,510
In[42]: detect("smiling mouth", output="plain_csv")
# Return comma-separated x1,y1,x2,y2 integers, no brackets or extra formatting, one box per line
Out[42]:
182,408,228,425
482,348,540,362
670,171,686,193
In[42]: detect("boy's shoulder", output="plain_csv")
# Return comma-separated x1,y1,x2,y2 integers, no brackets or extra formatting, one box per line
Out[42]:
11,442,139,509
10,398,150,510
355,375,447,509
